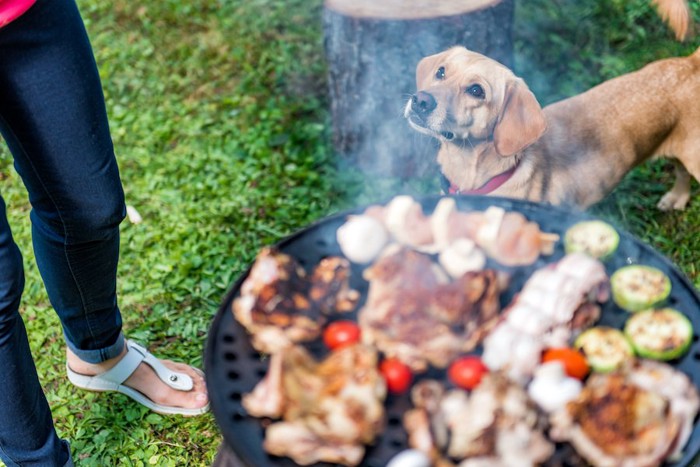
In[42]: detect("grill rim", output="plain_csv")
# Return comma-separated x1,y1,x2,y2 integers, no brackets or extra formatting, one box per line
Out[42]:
205,194,700,467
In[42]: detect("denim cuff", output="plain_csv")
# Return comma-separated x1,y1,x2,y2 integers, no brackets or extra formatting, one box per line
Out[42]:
61,440,74,467
64,332,125,364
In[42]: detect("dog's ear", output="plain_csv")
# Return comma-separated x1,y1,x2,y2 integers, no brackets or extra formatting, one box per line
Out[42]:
493,79,547,157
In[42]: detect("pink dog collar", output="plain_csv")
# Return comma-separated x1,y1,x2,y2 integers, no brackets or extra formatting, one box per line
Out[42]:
0,0,36,28
448,162,518,195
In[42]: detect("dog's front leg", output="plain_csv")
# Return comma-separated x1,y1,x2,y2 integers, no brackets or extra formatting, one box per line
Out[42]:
657,159,691,211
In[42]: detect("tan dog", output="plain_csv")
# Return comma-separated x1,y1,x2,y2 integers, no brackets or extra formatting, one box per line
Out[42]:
404,46,700,209
653,0,693,41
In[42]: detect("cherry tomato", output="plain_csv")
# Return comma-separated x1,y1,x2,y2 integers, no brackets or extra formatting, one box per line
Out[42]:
542,347,590,380
379,358,413,394
323,320,361,350
448,355,488,390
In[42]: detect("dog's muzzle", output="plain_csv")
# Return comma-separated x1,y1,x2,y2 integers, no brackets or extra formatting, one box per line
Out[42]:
411,91,436,116
407,91,454,140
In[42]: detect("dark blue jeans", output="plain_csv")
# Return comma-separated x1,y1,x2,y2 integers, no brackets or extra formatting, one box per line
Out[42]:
0,0,127,464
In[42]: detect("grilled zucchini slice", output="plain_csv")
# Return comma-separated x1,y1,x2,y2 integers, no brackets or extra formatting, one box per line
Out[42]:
564,220,619,260
610,265,671,312
574,326,634,373
624,308,693,361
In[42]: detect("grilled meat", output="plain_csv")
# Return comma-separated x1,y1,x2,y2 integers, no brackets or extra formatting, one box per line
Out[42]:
550,360,699,467
309,256,360,313
244,344,387,466
232,248,358,353
482,252,608,383
404,376,554,466
359,246,502,371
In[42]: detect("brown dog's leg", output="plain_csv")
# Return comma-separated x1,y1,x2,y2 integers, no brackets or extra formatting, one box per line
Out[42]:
657,159,692,210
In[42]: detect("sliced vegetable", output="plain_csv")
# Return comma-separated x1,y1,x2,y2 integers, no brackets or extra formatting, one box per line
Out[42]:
610,265,671,312
624,308,694,361
564,220,620,260
323,320,361,350
448,355,488,390
541,347,590,380
574,326,634,373
380,358,414,394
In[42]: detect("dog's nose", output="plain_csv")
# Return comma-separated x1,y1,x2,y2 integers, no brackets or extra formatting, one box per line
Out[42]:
411,91,437,115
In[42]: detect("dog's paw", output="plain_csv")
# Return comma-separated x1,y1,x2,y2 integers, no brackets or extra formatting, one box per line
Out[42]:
657,192,690,211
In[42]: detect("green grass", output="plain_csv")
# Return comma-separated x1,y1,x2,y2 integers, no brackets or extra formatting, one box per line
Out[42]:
0,0,698,465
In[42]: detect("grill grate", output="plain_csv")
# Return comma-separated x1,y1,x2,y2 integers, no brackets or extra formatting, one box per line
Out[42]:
205,195,700,467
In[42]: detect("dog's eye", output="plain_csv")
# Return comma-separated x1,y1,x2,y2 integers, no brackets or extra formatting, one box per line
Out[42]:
466,84,485,99
435,66,445,80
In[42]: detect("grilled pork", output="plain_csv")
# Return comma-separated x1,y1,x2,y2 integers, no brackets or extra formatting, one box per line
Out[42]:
482,252,609,383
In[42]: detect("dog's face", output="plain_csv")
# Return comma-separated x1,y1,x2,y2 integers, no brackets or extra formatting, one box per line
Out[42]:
404,46,546,158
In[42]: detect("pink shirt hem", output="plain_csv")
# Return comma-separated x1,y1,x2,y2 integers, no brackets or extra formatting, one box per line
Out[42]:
0,0,36,28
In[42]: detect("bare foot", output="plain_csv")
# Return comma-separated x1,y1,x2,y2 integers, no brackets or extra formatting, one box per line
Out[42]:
66,343,209,413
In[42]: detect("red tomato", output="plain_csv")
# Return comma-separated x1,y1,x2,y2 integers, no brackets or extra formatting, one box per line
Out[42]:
323,320,361,350
542,347,590,380
448,356,488,390
379,358,413,394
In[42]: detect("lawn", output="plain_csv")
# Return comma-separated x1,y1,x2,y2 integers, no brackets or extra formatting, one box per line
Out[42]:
0,0,698,465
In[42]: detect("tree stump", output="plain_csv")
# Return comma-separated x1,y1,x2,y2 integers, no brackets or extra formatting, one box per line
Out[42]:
323,0,514,178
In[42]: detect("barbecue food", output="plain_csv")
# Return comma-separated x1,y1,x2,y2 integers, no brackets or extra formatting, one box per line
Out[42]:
336,196,559,268
243,344,387,466
550,360,700,467
624,308,694,361
226,197,700,467
564,220,620,260
358,245,503,372
611,264,672,312
336,214,389,264
430,198,559,267
574,326,635,373
404,376,554,465
232,248,358,353
482,252,609,383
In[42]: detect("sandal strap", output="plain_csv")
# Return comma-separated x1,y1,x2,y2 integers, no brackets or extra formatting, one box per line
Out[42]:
94,340,193,391
127,340,194,391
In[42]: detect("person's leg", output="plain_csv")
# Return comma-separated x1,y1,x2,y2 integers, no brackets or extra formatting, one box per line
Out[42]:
0,0,126,362
0,197,72,466
0,0,206,412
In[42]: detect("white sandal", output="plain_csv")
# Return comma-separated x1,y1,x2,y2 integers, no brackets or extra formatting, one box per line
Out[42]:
67,340,209,416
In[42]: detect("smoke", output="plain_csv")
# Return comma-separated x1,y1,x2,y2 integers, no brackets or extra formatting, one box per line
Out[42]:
322,0,515,190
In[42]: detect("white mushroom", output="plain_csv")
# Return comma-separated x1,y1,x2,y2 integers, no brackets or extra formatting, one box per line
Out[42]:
386,449,431,467
438,238,486,278
336,215,389,264
528,361,582,413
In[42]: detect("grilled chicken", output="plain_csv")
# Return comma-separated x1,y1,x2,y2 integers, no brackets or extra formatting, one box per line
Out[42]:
550,360,700,467
232,248,358,353
309,256,360,313
358,246,502,371
243,344,387,466
404,376,554,466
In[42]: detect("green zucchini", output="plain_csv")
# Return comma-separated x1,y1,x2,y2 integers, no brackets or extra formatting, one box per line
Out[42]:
564,220,620,260
610,265,671,312
574,327,634,373
624,308,693,361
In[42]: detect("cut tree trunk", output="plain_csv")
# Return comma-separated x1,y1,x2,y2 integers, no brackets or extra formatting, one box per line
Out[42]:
323,0,514,178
